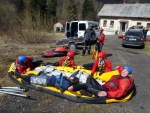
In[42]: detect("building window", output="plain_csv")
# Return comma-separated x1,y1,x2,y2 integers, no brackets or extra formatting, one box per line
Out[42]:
110,21,114,28
103,20,107,27
146,23,150,29
137,22,141,26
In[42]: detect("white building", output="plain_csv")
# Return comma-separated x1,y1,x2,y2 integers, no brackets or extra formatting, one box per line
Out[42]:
98,3,150,35
54,20,66,32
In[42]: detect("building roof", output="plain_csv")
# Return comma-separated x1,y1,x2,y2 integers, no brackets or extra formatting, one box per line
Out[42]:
98,4,150,18
56,20,66,26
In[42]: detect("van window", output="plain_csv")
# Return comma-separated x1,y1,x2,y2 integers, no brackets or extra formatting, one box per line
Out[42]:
79,23,86,30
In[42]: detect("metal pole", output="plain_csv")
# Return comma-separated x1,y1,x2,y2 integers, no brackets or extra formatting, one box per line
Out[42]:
0,90,27,97
0,87,20,89
0,89,24,92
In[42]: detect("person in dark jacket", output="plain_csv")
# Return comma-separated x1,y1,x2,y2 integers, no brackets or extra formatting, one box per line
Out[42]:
143,27,148,41
82,24,96,56
68,66,134,99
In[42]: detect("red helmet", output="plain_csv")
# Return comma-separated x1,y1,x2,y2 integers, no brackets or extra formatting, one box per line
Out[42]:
98,52,106,58
67,51,74,58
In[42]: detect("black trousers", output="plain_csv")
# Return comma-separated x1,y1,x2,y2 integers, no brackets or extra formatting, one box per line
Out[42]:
82,38,92,55
83,63,94,70
73,77,108,95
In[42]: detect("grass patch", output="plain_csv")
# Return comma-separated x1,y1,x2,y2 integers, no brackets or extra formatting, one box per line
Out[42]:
137,42,150,56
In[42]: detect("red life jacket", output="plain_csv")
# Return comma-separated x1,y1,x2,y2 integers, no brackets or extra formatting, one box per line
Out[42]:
104,75,134,98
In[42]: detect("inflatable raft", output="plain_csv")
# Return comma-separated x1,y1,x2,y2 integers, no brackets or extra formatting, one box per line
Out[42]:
41,46,78,57
8,63,135,104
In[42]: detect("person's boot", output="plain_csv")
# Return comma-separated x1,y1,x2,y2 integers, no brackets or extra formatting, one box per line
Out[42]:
82,49,86,56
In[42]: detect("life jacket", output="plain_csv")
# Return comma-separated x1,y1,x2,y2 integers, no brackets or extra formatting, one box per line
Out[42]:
97,59,106,73
105,75,134,96
62,58,71,67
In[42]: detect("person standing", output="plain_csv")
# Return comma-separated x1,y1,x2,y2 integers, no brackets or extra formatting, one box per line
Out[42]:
91,28,105,59
82,24,96,56
97,28,105,52
143,27,148,41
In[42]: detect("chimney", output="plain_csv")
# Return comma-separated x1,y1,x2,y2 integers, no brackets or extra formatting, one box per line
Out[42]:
123,0,127,4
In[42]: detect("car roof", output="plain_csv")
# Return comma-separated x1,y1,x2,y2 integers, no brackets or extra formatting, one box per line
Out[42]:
127,29,142,32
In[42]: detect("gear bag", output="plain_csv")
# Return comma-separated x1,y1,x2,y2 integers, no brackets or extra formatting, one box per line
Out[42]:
30,73,51,86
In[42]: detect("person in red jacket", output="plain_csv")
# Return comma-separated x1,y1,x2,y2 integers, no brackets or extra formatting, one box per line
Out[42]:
97,66,134,98
91,51,112,76
15,56,34,74
97,28,105,52
59,51,76,68
68,66,134,99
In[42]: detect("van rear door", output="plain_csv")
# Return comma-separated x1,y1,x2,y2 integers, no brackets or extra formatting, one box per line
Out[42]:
78,22,86,38
65,22,70,38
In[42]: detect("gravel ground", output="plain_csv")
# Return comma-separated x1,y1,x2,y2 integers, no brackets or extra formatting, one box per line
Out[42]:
0,35,150,113
103,35,150,113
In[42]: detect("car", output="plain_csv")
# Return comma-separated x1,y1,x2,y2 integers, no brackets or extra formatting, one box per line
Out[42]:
128,26,143,30
122,30,145,48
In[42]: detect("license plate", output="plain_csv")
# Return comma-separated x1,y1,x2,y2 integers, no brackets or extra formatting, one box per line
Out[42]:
129,38,137,41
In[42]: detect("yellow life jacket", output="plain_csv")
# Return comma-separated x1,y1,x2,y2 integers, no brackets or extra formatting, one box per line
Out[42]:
98,59,106,73
62,59,70,67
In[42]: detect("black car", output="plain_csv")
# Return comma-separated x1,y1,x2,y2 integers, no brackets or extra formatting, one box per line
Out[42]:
122,30,145,48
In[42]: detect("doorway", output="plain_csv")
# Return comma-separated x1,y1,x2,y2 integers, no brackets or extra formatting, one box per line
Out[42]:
120,22,128,33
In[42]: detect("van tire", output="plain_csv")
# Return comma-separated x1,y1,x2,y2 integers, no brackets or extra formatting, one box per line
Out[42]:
68,43,76,50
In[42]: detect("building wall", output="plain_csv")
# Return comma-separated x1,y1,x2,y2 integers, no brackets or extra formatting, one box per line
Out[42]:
54,22,64,32
99,18,150,35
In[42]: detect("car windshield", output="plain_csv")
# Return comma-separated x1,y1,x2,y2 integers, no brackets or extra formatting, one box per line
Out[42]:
125,32,142,37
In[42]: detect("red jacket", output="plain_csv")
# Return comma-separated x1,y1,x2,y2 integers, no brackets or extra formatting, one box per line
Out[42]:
104,75,134,98
91,58,112,75
98,33,105,45
59,56,76,68
15,56,34,74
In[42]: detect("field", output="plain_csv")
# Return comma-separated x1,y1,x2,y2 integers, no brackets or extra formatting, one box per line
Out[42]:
0,32,109,113
0,32,150,113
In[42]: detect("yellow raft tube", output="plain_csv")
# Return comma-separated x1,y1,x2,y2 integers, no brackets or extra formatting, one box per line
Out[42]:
8,63,135,104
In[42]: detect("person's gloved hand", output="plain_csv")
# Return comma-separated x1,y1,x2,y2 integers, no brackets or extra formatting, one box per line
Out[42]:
115,65,123,74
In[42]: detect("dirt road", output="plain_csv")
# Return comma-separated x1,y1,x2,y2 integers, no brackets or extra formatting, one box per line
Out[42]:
0,35,150,113
104,35,150,113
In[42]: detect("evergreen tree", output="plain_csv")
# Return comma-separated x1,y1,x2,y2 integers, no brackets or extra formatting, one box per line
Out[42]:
46,0,57,30
61,0,69,20
68,0,78,21
82,0,95,20
29,0,47,29
13,0,24,14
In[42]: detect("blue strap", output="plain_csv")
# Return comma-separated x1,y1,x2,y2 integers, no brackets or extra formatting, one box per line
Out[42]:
59,74,63,86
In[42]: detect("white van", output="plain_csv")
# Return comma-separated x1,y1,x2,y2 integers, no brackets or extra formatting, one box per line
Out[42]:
65,20,99,38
